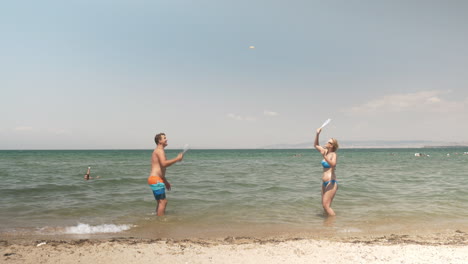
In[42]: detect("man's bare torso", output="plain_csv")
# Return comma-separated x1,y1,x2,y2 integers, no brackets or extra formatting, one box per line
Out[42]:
150,147,165,177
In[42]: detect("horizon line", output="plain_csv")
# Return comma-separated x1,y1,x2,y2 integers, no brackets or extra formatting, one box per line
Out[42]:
1,145,468,151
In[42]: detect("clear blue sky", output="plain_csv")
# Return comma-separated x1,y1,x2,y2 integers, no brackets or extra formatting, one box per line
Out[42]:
1,0,468,149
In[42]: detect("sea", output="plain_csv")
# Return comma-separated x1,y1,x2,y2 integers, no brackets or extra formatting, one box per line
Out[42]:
1,148,467,240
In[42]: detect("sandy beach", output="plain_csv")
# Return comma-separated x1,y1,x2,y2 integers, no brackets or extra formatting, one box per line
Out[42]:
2,230,467,264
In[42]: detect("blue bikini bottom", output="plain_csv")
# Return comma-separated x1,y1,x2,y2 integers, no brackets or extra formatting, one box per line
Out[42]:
322,180,338,187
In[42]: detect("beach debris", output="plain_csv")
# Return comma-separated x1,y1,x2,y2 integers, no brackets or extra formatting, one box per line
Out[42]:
37,242,47,247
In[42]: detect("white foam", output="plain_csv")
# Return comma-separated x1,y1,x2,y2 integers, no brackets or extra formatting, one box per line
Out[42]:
64,223,132,234
338,227,363,233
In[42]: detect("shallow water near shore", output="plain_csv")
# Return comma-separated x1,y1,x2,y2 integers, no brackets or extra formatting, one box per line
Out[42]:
1,148,468,240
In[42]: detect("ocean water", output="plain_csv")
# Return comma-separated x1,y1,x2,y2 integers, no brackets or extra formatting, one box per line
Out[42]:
1,148,467,239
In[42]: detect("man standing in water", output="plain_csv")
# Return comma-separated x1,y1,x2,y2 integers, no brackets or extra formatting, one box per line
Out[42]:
148,133,184,216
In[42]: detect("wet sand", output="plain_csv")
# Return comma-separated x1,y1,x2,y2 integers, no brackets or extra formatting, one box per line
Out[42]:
1,230,467,264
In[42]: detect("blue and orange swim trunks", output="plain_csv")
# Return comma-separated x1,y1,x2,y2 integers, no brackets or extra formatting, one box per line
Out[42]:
148,176,166,200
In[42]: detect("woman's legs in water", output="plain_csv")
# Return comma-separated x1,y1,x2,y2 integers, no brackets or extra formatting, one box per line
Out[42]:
321,183,338,216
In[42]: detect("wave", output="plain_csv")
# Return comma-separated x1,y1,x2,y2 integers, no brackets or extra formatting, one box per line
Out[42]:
64,223,132,234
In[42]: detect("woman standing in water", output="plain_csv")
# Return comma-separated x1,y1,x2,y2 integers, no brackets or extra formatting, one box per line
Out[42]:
314,127,339,216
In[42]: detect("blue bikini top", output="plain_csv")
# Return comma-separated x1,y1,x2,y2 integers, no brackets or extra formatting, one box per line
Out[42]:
321,159,331,168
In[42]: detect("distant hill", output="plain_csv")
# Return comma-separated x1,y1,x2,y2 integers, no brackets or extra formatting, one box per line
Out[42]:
261,140,468,149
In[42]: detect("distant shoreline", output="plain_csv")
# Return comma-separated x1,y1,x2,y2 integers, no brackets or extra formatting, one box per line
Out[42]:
1,145,468,151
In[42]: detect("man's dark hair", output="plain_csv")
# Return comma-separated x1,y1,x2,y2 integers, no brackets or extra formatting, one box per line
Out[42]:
154,133,166,145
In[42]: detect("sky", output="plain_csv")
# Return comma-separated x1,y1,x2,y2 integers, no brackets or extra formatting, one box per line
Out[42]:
1,0,468,149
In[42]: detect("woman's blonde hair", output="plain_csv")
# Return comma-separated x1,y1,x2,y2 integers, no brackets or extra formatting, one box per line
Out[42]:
330,138,339,151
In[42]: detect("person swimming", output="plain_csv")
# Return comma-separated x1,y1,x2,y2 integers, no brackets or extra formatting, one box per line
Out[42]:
84,166,99,180
84,166,91,180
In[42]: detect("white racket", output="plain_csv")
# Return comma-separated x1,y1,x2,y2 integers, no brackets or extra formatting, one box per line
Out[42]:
182,144,190,154
320,118,331,129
